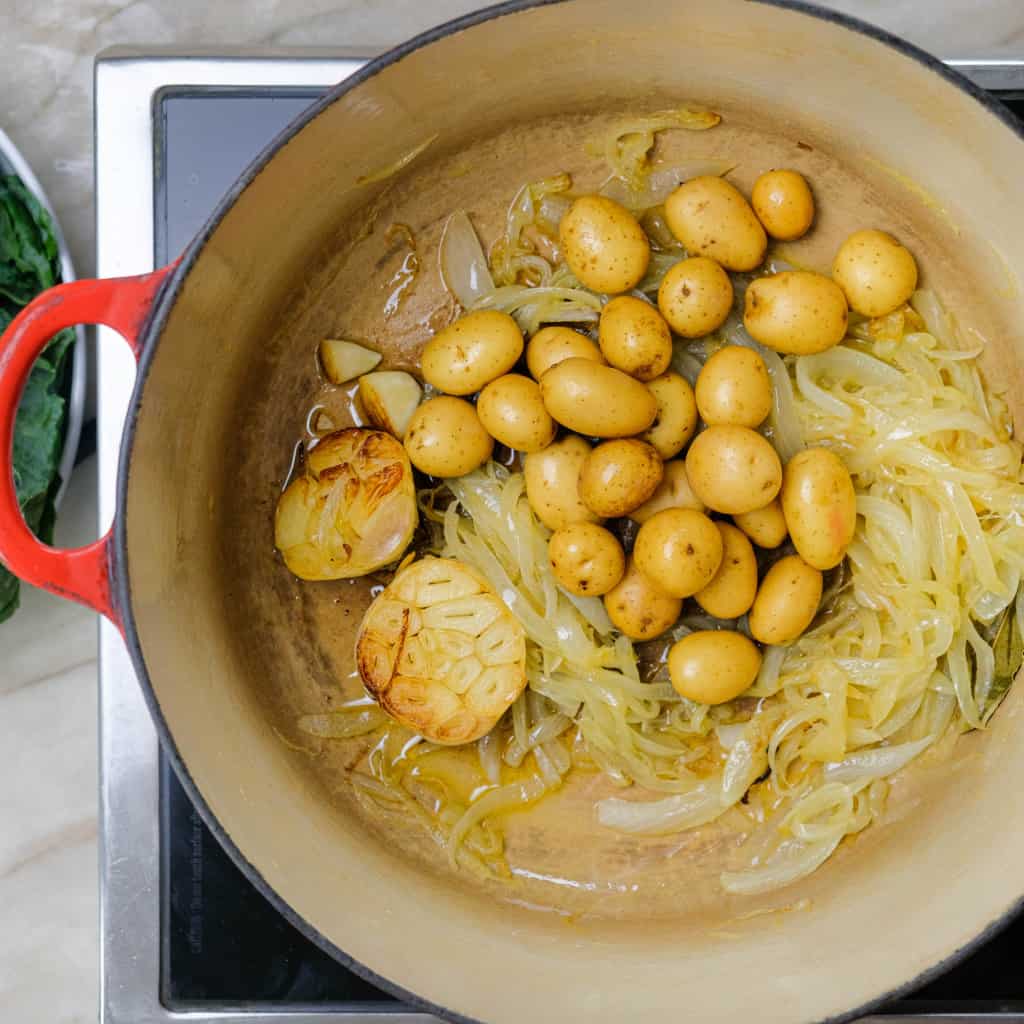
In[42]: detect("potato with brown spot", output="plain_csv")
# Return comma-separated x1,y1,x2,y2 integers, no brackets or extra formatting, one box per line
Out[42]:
421,309,523,395
685,425,782,515
664,176,767,271
598,296,673,380
751,169,815,240
579,439,664,518
630,460,705,523
404,396,493,478
559,195,650,294
657,257,734,338
548,522,625,597
744,271,849,355
694,522,758,619
603,558,682,640
524,435,601,530
695,345,772,428
832,228,918,318
634,507,723,599
275,428,417,580
640,371,698,459
526,325,605,380
357,557,527,744
749,554,823,645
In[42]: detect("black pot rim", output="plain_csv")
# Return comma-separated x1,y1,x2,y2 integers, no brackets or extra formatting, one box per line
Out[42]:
112,2,1024,1021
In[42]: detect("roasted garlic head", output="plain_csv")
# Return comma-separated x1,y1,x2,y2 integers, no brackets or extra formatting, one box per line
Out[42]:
274,428,417,580
356,557,527,744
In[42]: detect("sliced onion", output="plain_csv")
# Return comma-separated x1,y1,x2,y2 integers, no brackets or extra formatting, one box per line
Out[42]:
596,783,724,836
447,778,547,866
823,736,934,785
439,209,495,308
725,319,805,461
911,289,955,347
800,346,903,389
720,837,841,895
721,728,768,806
472,284,602,316
796,357,855,421
565,591,615,637
542,739,572,777
537,194,572,231
532,744,563,788
478,730,502,786
749,645,787,697
670,344,706,387
944,480,1005,596
714,722,746,750
297,706,387,739
527,713,573,749
603,160,735,211
512,692,530,753
640,160,734,207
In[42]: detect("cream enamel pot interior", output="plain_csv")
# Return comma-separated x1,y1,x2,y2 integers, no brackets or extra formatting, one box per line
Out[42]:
3,2,1024,1021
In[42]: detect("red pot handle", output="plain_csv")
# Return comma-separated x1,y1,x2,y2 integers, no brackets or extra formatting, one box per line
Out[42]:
0,264,176,630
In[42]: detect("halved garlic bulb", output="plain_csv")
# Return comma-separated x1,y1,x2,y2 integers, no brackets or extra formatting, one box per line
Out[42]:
274,428,417,580
356,557,527,744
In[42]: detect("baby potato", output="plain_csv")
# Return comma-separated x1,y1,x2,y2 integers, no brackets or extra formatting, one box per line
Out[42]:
657,257,734,338
668,630,762,705
604,558,683,641
630,460,705,523
686,425,782,515
751,169,815,241
559,195,650,294
404,396,493,478
743,271,849,355
664,175,767,272
422,310,524,395
749,554,823,645
634,507,723,599
733,497,788,549
832,228,919,318
598,296,673,380
640,371,698,459
695,345,772,428
548,522,625,597
694,522,758,619
526,325,605,380
523,435,601,531
579,439,664,518
540,358,658,438
476,374,556,453
780,447,857,570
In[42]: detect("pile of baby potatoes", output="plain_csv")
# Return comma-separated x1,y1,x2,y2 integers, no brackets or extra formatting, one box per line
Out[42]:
403,168,919,706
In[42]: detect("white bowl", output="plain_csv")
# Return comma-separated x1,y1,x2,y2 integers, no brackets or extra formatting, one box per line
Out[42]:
0,126,87,508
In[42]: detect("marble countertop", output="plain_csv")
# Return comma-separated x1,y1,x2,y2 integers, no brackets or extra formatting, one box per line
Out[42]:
1,2,1021,1021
